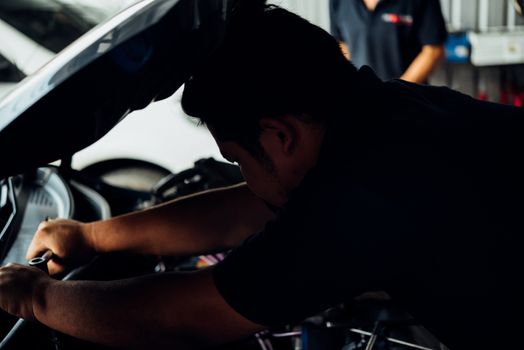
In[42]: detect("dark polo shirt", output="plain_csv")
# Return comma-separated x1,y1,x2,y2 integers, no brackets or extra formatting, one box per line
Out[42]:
213,66,524,349
330,0,447,80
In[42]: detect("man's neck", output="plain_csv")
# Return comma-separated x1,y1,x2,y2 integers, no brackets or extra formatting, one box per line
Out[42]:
362,0,380,11
288,122,326,191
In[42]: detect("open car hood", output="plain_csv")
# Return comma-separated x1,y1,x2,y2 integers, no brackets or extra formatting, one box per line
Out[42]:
0,0,236,178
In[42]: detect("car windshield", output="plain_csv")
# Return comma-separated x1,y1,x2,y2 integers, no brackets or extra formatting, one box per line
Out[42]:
0,0,129,53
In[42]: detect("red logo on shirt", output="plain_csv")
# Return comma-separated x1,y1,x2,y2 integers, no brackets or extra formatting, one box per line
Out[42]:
382,13,413,26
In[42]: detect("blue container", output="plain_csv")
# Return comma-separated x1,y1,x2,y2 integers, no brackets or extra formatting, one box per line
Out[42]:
445,32,471,63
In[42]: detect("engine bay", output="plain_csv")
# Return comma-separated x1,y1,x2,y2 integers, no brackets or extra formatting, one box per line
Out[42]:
0,160,447,350
2,168,77,265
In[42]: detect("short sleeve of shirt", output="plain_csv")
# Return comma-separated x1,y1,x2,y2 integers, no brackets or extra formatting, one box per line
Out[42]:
416,0,448,45
212,163,416,327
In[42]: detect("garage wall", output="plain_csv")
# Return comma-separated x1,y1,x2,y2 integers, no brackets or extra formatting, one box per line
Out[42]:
269,0,331,31
269,0,524,38
270,0,524,104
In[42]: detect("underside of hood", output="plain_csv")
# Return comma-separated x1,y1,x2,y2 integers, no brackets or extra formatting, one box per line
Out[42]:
0,0,239,178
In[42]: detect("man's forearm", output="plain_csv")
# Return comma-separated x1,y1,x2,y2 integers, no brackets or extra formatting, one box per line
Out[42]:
33,269,262,349
88,183,274,256
401,44,445,83
35,277,195,349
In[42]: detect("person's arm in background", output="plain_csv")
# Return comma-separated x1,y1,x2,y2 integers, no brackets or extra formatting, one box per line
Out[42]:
27,182,274,275
338,41,350,60
402,0,448,84
400,44,445,83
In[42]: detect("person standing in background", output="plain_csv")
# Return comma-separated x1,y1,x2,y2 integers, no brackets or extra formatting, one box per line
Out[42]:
330,0,448,83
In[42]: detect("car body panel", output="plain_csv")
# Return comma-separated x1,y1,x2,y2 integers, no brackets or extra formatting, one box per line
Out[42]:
0,0,234,178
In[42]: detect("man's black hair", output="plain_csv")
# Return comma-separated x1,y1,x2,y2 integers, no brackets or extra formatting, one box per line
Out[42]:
182,2,359,155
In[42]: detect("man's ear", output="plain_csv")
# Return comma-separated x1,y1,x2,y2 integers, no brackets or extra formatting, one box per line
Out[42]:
259,117,297,155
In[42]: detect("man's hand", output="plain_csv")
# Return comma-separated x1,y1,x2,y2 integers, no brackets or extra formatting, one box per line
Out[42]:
26,219,96,275
0,264,52,320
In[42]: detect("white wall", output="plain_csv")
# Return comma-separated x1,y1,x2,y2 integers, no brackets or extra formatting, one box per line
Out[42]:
269,0,330,31
73,87,224,173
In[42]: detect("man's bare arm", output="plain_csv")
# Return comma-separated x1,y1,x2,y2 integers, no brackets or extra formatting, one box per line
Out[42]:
1,265,264,349
27,183,274,274
90,182,273,255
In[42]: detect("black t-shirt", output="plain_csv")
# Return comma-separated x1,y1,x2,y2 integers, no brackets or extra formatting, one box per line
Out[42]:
213,67,524,349
329,0,448,80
